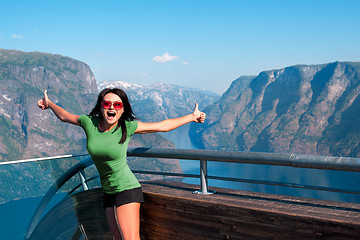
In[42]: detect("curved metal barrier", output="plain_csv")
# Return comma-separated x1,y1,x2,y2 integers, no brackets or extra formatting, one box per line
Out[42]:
25,157,95,239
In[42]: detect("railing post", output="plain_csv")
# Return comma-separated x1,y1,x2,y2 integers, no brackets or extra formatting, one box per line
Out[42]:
79,170,88,191
193,160,214,195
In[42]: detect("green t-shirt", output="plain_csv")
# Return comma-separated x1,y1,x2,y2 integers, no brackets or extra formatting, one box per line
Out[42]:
78,115,140,194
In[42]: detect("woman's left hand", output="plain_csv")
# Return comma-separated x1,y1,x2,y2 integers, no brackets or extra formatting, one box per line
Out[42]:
37,90,50,110
192,103,206,123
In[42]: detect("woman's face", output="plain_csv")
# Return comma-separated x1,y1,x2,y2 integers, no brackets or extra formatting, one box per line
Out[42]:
101,93,124,125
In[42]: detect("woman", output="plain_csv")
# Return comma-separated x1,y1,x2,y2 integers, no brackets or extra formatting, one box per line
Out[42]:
37,88,206,240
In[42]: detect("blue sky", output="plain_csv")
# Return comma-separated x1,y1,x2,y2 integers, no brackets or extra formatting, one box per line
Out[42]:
1,0,359,94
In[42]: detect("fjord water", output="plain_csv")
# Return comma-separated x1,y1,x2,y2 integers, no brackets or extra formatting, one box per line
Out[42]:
0,194,66,240
0,196,41,240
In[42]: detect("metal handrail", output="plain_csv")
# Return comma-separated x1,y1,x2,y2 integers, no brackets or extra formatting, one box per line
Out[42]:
127,147,360,171
5,148,359,170
0,153,89,166
128,147,360,195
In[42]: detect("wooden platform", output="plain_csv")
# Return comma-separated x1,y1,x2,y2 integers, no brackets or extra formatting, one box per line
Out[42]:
29,181,360,239
141,181,360,240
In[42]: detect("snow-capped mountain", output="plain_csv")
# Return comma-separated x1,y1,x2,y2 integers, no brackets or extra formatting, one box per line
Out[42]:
98,81,220,122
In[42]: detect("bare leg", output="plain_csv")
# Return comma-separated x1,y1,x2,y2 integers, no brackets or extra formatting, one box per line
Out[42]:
115,202,141,240
106,206,123,240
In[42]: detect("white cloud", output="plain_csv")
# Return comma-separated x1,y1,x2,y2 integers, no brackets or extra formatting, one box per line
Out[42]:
140,73,149,77
152,52,179,63
11,34,23,39
182,61,190,66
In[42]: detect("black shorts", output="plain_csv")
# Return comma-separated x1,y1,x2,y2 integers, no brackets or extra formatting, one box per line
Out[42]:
103,187,144,209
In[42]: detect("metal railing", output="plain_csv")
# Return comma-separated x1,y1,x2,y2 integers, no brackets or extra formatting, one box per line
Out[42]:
3,148,360,198
0,153,89,166
128,147,360,195
2,148,359,239
3,147,360,198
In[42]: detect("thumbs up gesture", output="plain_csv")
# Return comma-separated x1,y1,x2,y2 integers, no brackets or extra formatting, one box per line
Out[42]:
192,103,206,123
37,90,50,110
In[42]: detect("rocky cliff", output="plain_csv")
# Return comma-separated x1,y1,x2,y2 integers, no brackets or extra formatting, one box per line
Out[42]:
191,62,360,157
0,49,99,160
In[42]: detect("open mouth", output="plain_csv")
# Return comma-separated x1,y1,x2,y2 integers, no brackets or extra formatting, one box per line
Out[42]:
107,111,116,118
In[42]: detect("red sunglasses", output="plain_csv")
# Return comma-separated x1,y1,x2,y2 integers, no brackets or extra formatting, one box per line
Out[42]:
101,101,123,110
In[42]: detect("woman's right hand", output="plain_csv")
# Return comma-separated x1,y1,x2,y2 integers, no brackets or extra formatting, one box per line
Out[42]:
37,90,50,110
36,90,80,125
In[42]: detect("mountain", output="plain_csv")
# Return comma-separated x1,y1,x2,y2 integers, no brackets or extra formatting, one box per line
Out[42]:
191,62,360,157
98,81,220,148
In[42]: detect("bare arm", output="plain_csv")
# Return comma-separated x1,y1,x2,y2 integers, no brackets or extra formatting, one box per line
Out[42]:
37,90,80,126
135,103,206,134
